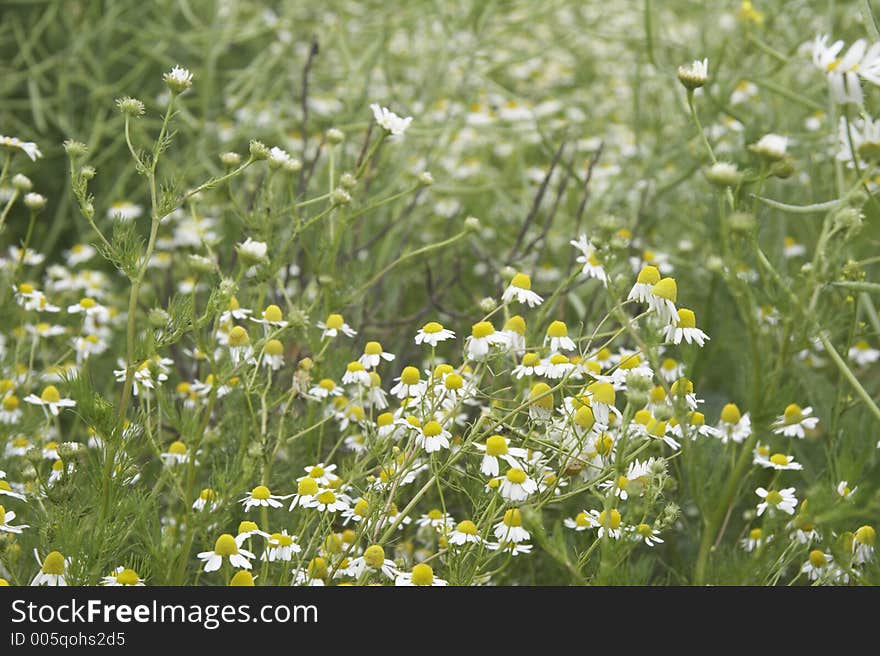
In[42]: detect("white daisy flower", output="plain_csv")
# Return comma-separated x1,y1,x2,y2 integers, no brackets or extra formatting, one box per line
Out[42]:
647,277,678,325
317,313,357,338
752,446,803,471
23,385,76,417
395,563,447,586
852,525,875,565
493,509,530,543
262,530,302,562
848,340,880,366
30,550,69,586
465,321,506,360
101,566,145,586
240,485,291,511
474,435,527,476
630,523,664,547
571,234,608,285
342,361,371,386
502,273,543,307
544,320,576,352
664,308,709,346
197,534,255,572
496,467,538,502
0,504,28,534
755,487,797,517
414,321,455,346
772,404,818,438
0,134,42,160
448,520,484,546
740,527,767,552
288,477,320,510
358,341,395,369
415,420,451,454
837,480,858,499
416,509,455,532
370,103,413,136
715,404,751,444
564,511,596,532
389,366,427,399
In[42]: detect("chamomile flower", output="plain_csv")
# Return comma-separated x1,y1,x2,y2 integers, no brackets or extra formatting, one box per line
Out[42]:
358,341,395,369
848,340,880,366
64,243,96,267
753,447,803,471
466,321,505,360
811,34,880,105
317,313,357,338
251,304,288,329
772,404,819,438
395,563,446,586
160,440,191,466
107,200,143,222
262,530,302,562
240,485,291,511
417,509,456,532
0,478,26,501
496,467,538,502
390,366,427,399
31,550,69,586
236,238,268,265
664,308,709,346
630,523,664,547
837,480,858,499
101,567,145,586
415,420,451,453
197,534,256,572
342,361,371,386
626,264,660,303
571,234,608,284
502,272,543,307
0,394,21,424
740,527,767,552
544,320,576,352
852,525,875,564
225,326,253,365
677,58,709,89
474,435,527,476
564,511,596,531
312,489,351,514
0,505,28,533
512,352,542,378
587,509,624,539
370,103,413,136
448,520,484,546
750,133,789,160
755,487,798,516
648,277,678,325
261,339,285,370
24,385,76,417
801,550,839,583
715,403,751,444
414,321,455,346
783,236,806,258
289,477,320,509
192,488,218,512
494,509,530,543
837,115,880,168
0,134,42,161
349,545,398,579
308,378,343,400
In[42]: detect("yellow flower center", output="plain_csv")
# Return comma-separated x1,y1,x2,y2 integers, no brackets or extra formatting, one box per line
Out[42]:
41,551,66,575
116,568,140,585
228,326,249,346
377,412,393,427
485,435,508,456
40,385,61,404
783,403,803,424
297,477,318,496
529,382,553,409
347,361,365,373
546,320,568,338
634,409,653,426
427,509,444,520
506,468,527,484
637,523,654,538
229,571,255,586
595,434,614,455
471,321,494,338
618,353,641,369
598,509,621,530
168,441,187,455
574,512,591,527
422,420,443,437
662,358,678,371
364,545,386,568
262,305,283,322
400,366,421,386
410,563,434,586
503,508,522,527
617,476,630,489
650,386,666,403
765,490,783,505
855,525,876,546
199,488,215,501
354,499,370,517
457,520,478,535
364,341,383,356
688,411,704,426
504,315,526,335
587,381,614,405
308,557,328,579
749,528,763,540
325,314,344,330
444,374,464,390
808,550,827,568
422,321,444,334
214,534,239,556
769,454,789,467
318,379,336,391
720,403,742,424
316,490,336,505
574,405,595,430
636,265,661,285
271,532,294,547
18,283,34,294
677,309,696,328
510,273,531,290
264,339,284,356
251,485,271,500
2,395,18,411
521,353,541,367
651,277,677,302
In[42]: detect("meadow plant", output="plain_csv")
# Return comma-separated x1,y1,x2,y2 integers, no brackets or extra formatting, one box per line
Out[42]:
0,1,878,586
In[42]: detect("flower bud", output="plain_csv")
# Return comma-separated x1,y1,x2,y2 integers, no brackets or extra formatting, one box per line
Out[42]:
116,96,145,117
704,162,742,187
331,188,351,206
11,174,32,192
163,66,193,94
63,139,88,159
220,151,241,167
326,128,345,145
464,216,481,232
418,171,435,186
249,140,270,160
479,297,497,312
339,172,357,190
187,254,217,274
24,193,47,211
728,211,756,233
